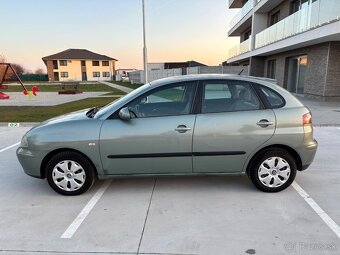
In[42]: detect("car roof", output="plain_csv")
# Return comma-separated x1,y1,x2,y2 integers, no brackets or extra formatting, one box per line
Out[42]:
149,74,277,87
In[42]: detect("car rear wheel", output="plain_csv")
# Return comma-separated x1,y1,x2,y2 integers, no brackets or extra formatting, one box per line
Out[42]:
248,148,297,192
46,151,95,195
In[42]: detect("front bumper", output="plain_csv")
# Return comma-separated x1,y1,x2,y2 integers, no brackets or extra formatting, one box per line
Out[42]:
16,147,46,179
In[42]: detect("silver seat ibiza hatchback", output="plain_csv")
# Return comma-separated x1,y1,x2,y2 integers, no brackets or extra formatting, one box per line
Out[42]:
17,75,318,195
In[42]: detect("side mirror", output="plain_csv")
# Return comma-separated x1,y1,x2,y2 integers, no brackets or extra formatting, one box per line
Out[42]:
118,107,131,120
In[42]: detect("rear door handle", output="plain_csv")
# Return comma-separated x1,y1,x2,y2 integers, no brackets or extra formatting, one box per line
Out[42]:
175,125,191,133
256,119,274,127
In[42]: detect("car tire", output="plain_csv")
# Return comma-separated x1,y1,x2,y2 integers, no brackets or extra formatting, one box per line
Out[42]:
46,151,95,195
248,148,297,192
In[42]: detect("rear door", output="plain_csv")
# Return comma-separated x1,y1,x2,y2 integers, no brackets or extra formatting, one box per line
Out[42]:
193,80,276,173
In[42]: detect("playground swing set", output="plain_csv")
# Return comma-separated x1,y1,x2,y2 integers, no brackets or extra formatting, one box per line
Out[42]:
0,63,38,100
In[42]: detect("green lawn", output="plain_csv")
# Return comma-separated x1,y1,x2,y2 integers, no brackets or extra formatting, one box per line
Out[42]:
0,97,119,122
109,81,144,90
2,83,125,94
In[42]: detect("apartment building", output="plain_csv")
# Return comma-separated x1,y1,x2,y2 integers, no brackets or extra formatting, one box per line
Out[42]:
227,0,340,100
42,49,117,82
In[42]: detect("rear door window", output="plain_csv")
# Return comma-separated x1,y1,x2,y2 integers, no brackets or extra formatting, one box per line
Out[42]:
202,80,261,113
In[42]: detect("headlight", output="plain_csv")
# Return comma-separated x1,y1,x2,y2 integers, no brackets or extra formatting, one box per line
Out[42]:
20,135,28,148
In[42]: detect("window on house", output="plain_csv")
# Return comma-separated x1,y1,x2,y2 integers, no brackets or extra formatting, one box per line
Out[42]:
267,60,276,79
270,11,280,26
81,60,86,66
290,0,300,14
60,72,68,78
244,30,251,41
53,60,58,69
102,72,110,77
59,60,67,66
102,61,109,66
241,0,249,7
92,61,100,66
93,72,100,77
290,0,312,15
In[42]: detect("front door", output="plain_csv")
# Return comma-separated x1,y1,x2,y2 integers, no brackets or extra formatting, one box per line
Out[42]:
287,55,307,95
53,72,59,81
82,72,87,81
100,81,197,175
193,80,276,173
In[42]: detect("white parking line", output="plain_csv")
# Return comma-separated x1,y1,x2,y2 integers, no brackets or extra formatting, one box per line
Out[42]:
292,181,340,239
0,142,20,153
61,180,112,239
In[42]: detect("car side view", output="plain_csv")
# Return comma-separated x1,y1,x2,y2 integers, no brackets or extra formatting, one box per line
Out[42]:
16,74,318,195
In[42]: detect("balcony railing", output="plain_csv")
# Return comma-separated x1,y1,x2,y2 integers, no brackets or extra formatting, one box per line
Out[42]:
228,37,252,59
229,0,253,31
255,0,340,49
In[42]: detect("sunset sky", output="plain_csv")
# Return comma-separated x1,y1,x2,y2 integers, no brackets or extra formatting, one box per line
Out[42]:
1,0,239,72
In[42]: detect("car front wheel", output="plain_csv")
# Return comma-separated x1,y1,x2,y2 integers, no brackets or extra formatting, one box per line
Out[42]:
46,151,95,195
248,148,297,192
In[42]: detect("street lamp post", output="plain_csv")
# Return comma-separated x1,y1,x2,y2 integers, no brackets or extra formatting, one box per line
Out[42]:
142,0,148,84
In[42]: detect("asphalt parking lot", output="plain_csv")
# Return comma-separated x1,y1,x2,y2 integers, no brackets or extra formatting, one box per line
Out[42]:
0,126,339,255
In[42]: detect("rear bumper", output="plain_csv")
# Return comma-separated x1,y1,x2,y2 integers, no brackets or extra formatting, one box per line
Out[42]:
16,147,46,179
298,139,318,171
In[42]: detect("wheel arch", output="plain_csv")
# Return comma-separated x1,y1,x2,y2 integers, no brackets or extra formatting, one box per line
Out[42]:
246,144,303,175
40,148,98,179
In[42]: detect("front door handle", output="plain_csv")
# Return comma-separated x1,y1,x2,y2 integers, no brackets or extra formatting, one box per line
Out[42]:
175,125,191,133
257,119,274,127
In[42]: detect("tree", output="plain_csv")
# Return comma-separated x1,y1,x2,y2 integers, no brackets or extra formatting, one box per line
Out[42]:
35,68,46,75
11,63,25,75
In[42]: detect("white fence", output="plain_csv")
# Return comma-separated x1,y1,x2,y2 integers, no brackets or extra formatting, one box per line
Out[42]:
129,66,249,84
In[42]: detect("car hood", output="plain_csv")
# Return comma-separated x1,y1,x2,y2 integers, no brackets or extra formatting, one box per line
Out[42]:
32,108,91,130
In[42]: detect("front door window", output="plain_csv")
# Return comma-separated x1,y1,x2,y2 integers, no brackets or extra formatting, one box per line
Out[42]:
127,82,197,118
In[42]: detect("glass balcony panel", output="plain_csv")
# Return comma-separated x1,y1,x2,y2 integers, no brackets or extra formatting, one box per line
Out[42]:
228,37,251,59
255,0,340,49
229,0,254,30
276,20,285,41
299,7,309,32
319,0,340,25
270,26,277,44
310,1,321,28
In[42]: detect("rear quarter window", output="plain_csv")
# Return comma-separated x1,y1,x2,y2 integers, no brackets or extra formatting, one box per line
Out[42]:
259,86,285,108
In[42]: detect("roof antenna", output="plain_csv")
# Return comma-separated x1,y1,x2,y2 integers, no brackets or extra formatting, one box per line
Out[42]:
238,69,244,75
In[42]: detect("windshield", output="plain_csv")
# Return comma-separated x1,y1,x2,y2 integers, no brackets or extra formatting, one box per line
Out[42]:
95,83,151,118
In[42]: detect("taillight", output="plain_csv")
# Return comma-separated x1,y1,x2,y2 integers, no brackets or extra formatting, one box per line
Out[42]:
303,113,312,124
